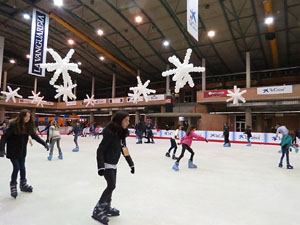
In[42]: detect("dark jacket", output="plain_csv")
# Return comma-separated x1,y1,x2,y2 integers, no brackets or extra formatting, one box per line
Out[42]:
68,124,81,135
244,128,252,138
0,122,46,159
97,126,134,170
223,125,230,136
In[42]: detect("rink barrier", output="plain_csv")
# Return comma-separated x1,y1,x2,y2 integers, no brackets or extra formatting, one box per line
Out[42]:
0,126,281,146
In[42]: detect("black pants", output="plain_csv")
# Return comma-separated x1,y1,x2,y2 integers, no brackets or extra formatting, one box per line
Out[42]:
10,157,26,183
224,134,230,144
176,144,194,163
99,169,117,204
168,138,177,154
280,146,290,165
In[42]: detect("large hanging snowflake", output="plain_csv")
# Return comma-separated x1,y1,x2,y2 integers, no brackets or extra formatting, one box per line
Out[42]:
83,94,96,107
28,91,46,107
40,48,81,86
226,85,247,105
54,84,77,102
128,76,156,104
162,48,205,93
1,86,22,103
39,48,81,103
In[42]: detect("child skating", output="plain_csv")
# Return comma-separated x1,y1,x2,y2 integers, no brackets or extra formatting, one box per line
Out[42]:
172,125,208,171
166,125,181,159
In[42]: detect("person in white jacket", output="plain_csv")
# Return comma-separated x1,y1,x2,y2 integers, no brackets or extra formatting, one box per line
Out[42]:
48,120,63,161
165,125,182,160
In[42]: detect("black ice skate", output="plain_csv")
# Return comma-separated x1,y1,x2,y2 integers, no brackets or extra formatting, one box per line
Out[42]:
20,179,33,192
10,182,18,198
106,204,120,217
92,202,109,225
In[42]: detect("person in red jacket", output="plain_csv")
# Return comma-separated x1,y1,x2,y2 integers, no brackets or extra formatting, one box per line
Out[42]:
172,125,208,171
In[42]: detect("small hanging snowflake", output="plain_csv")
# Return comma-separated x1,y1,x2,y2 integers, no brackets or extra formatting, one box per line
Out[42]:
1,86,22,103
54,84,77,102
226,85,247,105
162,48,205,93
83,94,96,107
28,91,46,107
128,76,156,104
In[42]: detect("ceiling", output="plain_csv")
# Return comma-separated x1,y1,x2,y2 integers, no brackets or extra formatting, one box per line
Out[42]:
0,0,300,100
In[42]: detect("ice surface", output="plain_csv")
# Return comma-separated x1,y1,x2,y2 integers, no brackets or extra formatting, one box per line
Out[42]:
1,136,300,225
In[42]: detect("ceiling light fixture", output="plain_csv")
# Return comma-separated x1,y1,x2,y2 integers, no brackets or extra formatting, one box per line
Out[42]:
97,29,104,36
163,40,170,46
68,39,74,45
99,56,105,61
264,16,274,25
207,30,215,38
54,0,63,7
77,62,82,65
10,59,16,64
23,13,30,20
26,54,30,59
135,15,142,23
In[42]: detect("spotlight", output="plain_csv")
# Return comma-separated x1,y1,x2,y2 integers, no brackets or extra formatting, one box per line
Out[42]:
10,59,16,64
264,17,274,25
97,29,104,36
208,30,215,38
163,40,170,46
54,0,63,7
68,39,74,45
26,54,30,59
77,62,82,65
23,13,30,20
99,56,105,61
135,15,142,23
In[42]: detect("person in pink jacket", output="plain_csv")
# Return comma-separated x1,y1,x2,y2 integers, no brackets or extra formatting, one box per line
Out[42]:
172,125,208,171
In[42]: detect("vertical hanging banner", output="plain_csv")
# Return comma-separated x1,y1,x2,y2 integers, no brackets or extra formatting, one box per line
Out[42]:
0,36,4,80
187,0,198,41
28,9,49,77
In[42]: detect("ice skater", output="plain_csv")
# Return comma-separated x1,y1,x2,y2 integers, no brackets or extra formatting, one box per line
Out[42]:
166,125,182,159
278,131,294,169
172,125,208,171
275,123,289,153
0,109,49,198
145,122,154,144
92,111,134,224
48,120,63,160
244,126,252,146
40,121,51,143
223,123,230,147
68,121,81,152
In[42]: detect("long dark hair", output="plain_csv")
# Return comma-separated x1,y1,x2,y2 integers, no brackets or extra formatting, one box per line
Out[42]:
12,109,35,135
186,125,196,136
104,111,129,138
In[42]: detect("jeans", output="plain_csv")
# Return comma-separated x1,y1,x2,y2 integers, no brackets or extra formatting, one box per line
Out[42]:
74,134,79,147
49,138,62,154
10,157,26,183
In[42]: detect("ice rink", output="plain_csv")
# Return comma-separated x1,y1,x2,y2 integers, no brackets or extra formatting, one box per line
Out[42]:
1,135,300,225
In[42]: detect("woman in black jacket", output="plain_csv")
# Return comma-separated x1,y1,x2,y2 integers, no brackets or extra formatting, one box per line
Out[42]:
0,109,49,198
92,111,134,225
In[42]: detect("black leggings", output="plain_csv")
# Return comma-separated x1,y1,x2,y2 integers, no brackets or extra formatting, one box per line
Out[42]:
168,138,177,154
176,144,194,163
10,157,26,183
280,146,290,165
99,169,117,204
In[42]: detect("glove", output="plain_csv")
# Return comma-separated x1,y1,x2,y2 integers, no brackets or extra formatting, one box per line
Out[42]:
98,169,105,176
205,139,208,143
45,143,49,151
131,167,135,174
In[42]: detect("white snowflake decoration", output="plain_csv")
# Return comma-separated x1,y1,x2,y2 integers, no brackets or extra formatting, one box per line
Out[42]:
54,84,77,102
39,48,81,86
162,48,205,93
226,85,247,105
39,48,81,103
83,94,96,107
1,86,22,103
28,91,46,107
128,76,156,104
